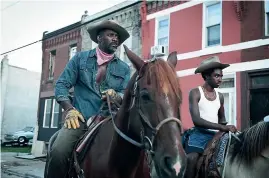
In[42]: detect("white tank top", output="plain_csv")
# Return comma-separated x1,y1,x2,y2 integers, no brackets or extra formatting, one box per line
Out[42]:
198,86,220,124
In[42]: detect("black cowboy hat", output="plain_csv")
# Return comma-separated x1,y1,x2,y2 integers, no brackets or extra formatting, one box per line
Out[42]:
87,20,130,46
194,56,230,74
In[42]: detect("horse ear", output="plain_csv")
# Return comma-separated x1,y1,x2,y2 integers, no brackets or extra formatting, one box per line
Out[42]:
123,45,145,71
167,51,177,68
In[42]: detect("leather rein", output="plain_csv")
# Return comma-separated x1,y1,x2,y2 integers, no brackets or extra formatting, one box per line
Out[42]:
106,63,183,154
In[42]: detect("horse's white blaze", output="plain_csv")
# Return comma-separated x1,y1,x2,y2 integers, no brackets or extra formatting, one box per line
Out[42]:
172,160,181,176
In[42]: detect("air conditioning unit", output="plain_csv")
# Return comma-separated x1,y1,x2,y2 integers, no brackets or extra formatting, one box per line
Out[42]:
150,45,168,56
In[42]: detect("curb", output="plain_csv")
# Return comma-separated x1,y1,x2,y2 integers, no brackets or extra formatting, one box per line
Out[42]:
2,168,42,178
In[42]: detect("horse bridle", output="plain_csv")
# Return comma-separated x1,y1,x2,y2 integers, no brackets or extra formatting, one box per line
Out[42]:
107,61,183,154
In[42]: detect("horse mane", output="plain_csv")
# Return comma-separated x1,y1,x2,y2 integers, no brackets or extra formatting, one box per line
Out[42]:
231,121,269,165
145,59,182,104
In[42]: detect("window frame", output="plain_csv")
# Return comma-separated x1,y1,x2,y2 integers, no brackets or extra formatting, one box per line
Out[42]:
155,15,170,48
202,0,222,48
50,100,60,128
265,0,269,36
48,50,56,80
42,98,61,129
69,44,77,60
42,99,52,128
216,73,237,126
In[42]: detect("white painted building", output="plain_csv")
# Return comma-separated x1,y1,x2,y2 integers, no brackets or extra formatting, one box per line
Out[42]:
1,55,41,142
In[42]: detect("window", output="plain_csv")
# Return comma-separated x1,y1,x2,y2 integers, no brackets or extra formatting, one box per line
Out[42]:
216,75,236,126
48,50,56,80
265,1,269,36
156,16,170,46
43,99,52,128
69,44,77,60
42,98,61,128
203,1,222,47
51,100,60,128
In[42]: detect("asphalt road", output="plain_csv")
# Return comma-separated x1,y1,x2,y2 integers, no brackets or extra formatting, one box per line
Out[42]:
1,172,21,178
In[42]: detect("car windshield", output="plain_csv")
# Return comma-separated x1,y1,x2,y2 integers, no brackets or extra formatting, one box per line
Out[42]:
22,127,33,132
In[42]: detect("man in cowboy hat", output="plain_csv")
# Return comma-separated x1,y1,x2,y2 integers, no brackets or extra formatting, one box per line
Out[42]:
45,20,131,178
183,56,237,178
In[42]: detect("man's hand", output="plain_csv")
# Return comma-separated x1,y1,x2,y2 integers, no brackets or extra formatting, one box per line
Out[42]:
64,108,85,129
101,89,118,101
221,125,237,133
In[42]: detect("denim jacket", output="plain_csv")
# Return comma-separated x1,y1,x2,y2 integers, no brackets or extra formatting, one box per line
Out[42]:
55,49,130,120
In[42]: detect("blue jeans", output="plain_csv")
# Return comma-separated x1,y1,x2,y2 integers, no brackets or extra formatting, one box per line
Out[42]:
182,127,216,154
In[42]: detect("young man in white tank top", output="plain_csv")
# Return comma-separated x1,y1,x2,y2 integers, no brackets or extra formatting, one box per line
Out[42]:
184,56,237,178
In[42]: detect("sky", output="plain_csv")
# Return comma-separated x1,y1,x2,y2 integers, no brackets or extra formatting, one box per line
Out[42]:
1,0,127,72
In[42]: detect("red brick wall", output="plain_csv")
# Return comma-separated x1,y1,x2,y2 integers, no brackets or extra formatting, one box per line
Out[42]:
241,1,269,62
241,1,264,42
142,1,242,60
40,29,81,94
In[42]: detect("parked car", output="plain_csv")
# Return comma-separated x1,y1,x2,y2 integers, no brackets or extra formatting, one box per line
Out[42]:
2,126,34,146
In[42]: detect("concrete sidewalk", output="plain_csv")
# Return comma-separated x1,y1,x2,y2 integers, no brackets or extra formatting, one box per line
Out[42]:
1,152,45,178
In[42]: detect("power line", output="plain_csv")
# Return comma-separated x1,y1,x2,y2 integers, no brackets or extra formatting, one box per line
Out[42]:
1,40,42,56
1,1,20,11
1,1,141,56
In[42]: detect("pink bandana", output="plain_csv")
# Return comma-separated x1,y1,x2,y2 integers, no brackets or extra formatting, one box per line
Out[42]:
96,47,114,66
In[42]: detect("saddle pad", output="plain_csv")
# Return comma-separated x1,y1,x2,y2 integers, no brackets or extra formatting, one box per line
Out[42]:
75,117,111,163
209,133,229,169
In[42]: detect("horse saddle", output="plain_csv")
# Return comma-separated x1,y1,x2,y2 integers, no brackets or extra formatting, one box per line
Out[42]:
195,131,231,178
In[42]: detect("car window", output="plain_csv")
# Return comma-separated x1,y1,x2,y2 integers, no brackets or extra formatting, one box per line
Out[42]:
22,127,34,132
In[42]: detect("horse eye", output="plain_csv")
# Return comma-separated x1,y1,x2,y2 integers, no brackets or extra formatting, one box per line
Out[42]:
140,90,150,101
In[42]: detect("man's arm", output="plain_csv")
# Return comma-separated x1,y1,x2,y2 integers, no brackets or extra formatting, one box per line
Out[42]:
55,53,79,111
218,92,228,125
189,88,225,131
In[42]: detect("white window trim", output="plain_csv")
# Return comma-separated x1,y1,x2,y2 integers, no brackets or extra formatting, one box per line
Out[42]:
216,72,237,126
49,51,56,79
69,44,77,60
202,0,222,49
50,100,59,128
265,1,269,36
154,15,170,49
42,99,50,128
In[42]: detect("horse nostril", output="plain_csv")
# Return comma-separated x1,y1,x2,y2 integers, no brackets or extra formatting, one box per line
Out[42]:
162,156,173,175
162,156,182,177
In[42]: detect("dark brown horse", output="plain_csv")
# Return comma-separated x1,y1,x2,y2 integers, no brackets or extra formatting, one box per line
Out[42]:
73,46,187,178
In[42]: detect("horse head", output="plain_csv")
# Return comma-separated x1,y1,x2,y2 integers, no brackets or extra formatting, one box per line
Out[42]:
122,45,187,178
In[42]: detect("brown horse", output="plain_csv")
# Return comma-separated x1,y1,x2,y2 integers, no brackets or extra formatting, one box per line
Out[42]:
62,45,186,178
188,121,269,178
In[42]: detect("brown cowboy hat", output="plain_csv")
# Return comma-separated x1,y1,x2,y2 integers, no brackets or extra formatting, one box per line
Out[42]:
87,20,130,46
194,56,230,74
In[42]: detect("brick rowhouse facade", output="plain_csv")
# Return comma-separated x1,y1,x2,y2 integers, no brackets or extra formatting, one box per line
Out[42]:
140,0,269,131
37,22,82,141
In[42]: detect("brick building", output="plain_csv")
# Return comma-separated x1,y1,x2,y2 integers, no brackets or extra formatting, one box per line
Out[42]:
36,22,82,143
140,0,269,130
